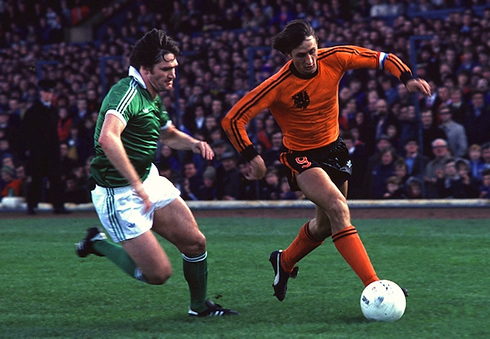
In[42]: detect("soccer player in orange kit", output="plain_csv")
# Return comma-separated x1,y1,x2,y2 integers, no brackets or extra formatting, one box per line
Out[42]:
222,19,431,301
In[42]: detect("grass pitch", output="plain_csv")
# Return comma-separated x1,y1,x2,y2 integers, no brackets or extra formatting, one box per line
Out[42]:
0,215,488,338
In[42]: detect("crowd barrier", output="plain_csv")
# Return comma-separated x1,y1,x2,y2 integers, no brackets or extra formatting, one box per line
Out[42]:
1,197,488,213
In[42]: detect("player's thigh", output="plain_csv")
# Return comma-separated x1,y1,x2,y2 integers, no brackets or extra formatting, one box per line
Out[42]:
121,230,172,280
296,167,350,229
152,197,206,256
296,167,345,206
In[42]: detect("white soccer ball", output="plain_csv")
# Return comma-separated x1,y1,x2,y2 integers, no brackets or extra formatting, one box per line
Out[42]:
360,279,406,322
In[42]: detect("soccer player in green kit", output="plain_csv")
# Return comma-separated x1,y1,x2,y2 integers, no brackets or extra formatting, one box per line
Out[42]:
75,29,238,317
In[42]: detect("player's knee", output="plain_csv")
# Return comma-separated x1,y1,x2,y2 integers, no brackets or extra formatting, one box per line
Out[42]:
324,195,349,222
146,267,173,285
326,194,348,213
186,233,206,256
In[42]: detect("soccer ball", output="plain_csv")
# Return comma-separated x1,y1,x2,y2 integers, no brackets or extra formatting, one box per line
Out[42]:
360,280,406,322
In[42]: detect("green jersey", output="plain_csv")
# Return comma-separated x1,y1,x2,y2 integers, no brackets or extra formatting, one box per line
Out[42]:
91,72,170,187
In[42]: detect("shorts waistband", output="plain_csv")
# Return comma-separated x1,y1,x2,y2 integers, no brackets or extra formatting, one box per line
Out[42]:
289,137,342,154
93,184,132,195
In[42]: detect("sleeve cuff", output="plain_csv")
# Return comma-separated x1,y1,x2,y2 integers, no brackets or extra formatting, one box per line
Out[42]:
400,71,414,85
241,145,259,162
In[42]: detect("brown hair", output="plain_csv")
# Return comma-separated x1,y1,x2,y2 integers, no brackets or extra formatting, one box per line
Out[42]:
129,28,180,70
272,19,317,55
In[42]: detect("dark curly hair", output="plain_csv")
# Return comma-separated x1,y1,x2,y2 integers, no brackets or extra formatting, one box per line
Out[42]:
129,28,180,70
272,19,317,55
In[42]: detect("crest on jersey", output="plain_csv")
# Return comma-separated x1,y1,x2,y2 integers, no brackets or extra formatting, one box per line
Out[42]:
292,90,310,109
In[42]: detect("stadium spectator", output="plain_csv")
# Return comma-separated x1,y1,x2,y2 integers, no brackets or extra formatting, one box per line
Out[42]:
436,158,478,198
467,144,485,183
257,113,279,150
364,134,393,190
0,165,23,199
63,173,91,204
59,142,77,186
278,175,300,200
155,143,182,174
260,166,281,200
351,111,376,156
343,131,368,199
180,161,204,201
420,109,447,158
406,176,424,199
57,106,72,143
394,158,409,187
215,151,241,200
437,105,468,158
403,138,428,182
262,129,286,170
371,98,397,142
397,104,419,151
481,142,490,172
72,97,90,126
21,79,69,215
196,166,218,200
369,147,400,199
382,175,407,199
465,90,490,146
447,87,470,125
424,138,452,198
456,158,480,198
238,158,262,200
479,168,490,198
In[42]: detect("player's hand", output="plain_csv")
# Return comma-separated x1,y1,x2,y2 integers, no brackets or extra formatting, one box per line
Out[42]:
191,140,214,160
133,184,152,213
406,78,432,97
246,155,266,180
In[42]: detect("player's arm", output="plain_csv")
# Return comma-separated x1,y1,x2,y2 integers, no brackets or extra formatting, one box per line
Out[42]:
222,89,271,180
98,113,151,210
160,124,214,160
374,49,431,96
336,46,431,97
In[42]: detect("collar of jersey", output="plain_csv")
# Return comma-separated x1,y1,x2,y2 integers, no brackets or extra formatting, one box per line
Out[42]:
128,66,147,89
289,63,318,79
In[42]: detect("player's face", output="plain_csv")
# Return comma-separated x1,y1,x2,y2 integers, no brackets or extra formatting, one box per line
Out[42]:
289,36,318,75
145,53,178,95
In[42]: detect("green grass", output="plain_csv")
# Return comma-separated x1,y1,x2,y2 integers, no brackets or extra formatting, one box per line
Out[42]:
0,216,489,338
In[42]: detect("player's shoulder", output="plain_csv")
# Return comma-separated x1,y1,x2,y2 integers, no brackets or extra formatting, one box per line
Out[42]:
110,77,139,94
102,77,142,110
318,45,361,56
106,77,143,103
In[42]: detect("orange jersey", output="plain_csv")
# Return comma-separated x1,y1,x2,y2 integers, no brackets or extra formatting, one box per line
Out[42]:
222,45,412,160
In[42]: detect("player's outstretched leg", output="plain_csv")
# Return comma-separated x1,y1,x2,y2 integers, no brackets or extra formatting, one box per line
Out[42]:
75,227,147,282
75,227,107,257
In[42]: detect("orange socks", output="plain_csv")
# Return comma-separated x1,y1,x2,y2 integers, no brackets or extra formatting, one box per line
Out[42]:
281,221,324,273
332,225,379,287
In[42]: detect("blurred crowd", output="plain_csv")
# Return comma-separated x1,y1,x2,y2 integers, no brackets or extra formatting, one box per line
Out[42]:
1,0,490,208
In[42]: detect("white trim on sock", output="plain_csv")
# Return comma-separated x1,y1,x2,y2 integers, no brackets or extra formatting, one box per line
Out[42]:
182,251,207,263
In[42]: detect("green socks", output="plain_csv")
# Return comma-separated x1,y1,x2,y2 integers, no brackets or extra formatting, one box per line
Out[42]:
92,239,209,310
182,252,208,312
93,240,144,282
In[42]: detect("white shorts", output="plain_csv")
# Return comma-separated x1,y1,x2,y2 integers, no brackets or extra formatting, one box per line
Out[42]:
91,164,181,243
